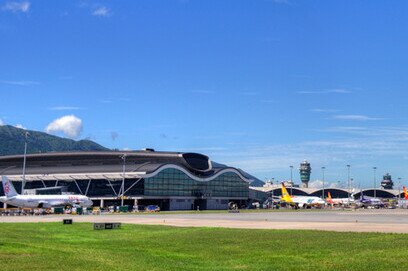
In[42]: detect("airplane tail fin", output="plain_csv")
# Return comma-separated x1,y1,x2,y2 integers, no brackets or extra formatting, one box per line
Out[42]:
404,186,408,200
2,176,18,197
360,190,365,200
326,191,333,204
281,182,293,203
327,192,332,200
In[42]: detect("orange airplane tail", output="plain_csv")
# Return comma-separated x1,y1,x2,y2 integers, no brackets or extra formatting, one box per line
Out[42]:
404,186,408,200
326,192,333,203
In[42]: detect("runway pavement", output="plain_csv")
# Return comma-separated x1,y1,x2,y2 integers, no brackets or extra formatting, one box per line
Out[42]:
2,209,408,233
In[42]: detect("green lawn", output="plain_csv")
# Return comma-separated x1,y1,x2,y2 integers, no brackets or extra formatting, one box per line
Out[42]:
0,223,407,271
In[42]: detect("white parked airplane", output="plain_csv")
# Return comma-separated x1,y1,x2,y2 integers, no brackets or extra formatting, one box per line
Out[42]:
0,176,93,209
326,192,355,205
280,183,326,208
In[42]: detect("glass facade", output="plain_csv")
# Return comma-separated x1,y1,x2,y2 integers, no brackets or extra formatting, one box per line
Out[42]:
144,168,249,198
17,168,249,199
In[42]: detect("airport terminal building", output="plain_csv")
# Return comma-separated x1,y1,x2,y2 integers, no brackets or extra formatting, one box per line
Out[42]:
0,150,256,210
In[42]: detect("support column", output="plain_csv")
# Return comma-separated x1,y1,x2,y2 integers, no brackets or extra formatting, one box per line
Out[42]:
4,203,7,209
134,199,138,212
100,199,104,208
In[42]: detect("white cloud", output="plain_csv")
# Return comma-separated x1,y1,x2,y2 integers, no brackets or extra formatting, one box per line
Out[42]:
92,6,110,17
327,88,351,94
273,0,291,4
240,91,259,96
45,115,83,139
2,1,30,13
0,80,39,86
206,127,408,178
308,180,340,189
310,108,339,113
191,90,215,94
14,124,25,129
0,119,4,126
260,99,276,104
333,115,383,121
297,89,352,94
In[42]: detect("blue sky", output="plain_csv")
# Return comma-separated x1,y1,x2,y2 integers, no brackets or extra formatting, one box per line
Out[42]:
1,0,408,188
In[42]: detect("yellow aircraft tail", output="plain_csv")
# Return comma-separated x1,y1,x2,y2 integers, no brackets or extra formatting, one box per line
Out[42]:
404,186,408,200
281,183,293,203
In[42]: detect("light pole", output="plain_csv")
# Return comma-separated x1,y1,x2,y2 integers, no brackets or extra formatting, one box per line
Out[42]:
347,165,351,205
120,154,127,207
398,177,402,207
271,177,275,209
290,165,293,196
350,178,354,195
22,131,29,195
322,166,326,199
373,167,377,198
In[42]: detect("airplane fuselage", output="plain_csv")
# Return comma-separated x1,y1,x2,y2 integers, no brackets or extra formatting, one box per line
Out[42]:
0,194,93,208
328,198,355,205
287,196,326,208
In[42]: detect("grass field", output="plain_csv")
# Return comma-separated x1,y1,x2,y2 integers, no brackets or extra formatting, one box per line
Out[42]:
1,223,408,271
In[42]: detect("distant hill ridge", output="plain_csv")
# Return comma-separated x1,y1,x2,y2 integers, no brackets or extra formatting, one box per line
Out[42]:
0,125,108,156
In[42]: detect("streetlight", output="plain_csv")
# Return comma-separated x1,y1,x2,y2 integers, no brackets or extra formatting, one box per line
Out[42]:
347,165,351,205
271,177,275,209
120,154,127,207
398,177,402,207
321,166,326,199
22,131,29,195
290,165,293,196
373,167,377,198
350,178,354,195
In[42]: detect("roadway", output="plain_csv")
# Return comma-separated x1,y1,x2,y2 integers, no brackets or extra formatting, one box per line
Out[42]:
2,209,408,233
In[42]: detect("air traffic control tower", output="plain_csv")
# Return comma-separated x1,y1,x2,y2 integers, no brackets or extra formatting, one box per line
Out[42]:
381,173,394,189
299,160,311,188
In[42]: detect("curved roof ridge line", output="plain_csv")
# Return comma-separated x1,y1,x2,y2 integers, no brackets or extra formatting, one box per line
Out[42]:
143,164,252,183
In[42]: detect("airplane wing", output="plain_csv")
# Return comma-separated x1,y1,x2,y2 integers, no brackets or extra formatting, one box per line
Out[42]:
46,200,67,207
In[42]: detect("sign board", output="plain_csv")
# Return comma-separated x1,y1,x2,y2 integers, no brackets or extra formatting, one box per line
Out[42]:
93,222,121,230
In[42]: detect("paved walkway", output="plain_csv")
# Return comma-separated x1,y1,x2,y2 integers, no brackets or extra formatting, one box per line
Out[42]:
2,209,408,233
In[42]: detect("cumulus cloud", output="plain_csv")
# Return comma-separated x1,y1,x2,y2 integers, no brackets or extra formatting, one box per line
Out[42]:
308,180,340,189
0,119,4,126
2,1,30,13
92,6,110,17
45,115,83,139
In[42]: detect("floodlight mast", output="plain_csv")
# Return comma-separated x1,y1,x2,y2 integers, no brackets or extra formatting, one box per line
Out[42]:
347,165,351,206
22,132,29,195
271,178,275,209
373,167,377,198
398,177,402,208
321,167,326,199
290,166,293,196
121,154,127,207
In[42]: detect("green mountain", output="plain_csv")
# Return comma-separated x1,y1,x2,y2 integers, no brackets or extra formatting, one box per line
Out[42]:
0,125,108,156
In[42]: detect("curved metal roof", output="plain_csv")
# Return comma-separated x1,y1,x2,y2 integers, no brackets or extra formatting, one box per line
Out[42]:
250,185,403,197
0,151,255,183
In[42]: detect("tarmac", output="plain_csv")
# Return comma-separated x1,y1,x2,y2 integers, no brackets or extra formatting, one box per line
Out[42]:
2,209,408,233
